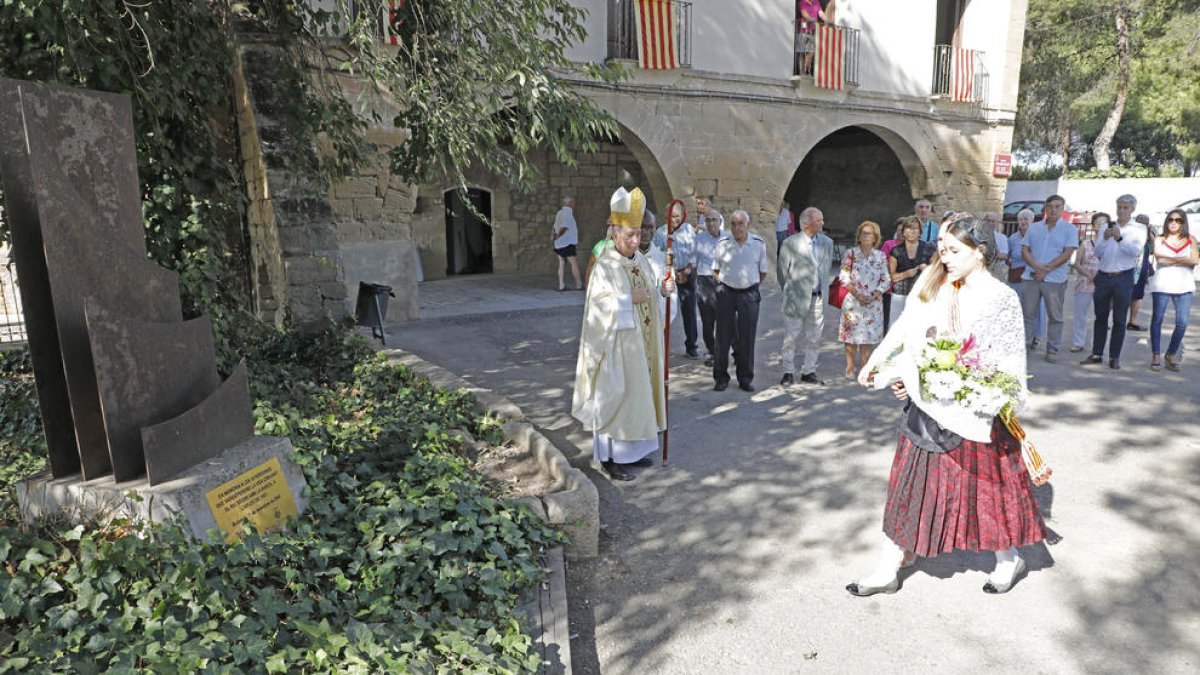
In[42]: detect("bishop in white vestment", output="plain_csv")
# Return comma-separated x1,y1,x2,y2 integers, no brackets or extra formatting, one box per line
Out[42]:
572,187,674,481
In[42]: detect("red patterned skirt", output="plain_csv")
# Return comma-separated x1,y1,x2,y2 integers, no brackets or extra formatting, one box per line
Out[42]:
882,419,1046,556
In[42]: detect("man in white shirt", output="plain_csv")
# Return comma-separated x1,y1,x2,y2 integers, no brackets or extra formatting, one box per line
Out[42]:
1081,194,1146,369
551,196,582,291
1021,194,1078,362
712,210,769,392
693,211,729,366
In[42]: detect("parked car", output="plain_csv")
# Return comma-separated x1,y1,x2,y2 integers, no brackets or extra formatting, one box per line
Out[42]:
1147,197,1200,235
1001,199,1094,236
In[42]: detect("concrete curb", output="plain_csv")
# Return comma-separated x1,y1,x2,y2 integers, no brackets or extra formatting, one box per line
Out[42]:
380,348,599,557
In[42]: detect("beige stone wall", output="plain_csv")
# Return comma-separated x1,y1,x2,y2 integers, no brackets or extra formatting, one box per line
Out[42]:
411,142,653,281
327,130,419,322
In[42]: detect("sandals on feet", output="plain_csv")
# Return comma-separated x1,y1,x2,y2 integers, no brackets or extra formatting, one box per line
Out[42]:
1151,355,1162,372
1165,354,1181,371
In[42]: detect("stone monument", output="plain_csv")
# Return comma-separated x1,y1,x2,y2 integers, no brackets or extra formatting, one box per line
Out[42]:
0,77,306,541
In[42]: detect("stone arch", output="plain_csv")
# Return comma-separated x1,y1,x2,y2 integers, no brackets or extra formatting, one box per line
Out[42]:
578,88,693,212
779,122,940,244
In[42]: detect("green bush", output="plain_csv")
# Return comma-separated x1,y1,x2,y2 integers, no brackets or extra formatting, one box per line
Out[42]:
0,330,562,673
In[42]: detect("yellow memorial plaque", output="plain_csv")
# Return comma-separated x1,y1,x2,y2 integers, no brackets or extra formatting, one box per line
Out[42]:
205,457,299,541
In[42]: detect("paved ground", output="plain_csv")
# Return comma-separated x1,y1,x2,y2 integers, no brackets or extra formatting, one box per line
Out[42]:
388,272,1200,674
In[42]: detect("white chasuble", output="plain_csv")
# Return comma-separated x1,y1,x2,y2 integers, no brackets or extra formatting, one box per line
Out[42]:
572,247,667,462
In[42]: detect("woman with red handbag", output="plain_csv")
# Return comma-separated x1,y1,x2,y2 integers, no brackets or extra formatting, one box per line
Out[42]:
837,221,890,379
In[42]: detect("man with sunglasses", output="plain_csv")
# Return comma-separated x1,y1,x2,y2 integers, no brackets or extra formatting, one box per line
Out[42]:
1081,194,1146,370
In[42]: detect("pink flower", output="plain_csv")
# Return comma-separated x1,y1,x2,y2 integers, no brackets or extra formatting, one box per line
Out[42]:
956,334,983,369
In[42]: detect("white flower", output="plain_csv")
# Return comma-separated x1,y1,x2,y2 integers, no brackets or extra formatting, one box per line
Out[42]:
924,371,964,401
964,384,1007,417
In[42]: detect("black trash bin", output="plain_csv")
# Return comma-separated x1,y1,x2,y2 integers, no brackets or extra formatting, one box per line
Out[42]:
355,281,395,345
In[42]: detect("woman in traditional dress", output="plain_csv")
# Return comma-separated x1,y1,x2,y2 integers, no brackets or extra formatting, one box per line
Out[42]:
838,220,890,379
1149,209,1198,371
848,214,1046,596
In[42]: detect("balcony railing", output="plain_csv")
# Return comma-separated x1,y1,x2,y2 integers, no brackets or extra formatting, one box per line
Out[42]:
608,0,692,68
932,45,988,105
793,23,860,85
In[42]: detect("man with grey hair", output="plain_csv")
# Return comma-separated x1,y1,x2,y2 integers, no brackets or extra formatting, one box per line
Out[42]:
712,210,768,392
778,206,835,386
1082,194,1146,369
1008,208,1046,346
915,199,938,242
551,196,582,291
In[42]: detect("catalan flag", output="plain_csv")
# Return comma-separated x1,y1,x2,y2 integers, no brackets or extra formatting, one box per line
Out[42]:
813,24,844,90
953,48,976,102
635,0,679,69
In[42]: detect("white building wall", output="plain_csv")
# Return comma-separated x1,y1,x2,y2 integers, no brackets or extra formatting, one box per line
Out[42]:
839,0,936,98
565,0,609,63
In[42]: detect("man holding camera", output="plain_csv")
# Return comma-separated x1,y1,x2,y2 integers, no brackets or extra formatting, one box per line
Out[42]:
1081,194,1146,370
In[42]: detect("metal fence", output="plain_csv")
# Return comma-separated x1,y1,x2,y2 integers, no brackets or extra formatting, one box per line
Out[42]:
0,243,27,344
608,0,692,68
932,44,989,106
793,24,861,85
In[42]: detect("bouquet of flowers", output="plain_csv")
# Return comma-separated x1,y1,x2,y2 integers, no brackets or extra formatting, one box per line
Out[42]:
916,333,1052,485
917,334,1022,420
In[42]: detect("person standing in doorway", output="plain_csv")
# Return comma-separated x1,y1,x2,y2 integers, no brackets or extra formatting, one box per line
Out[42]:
551,196,582,291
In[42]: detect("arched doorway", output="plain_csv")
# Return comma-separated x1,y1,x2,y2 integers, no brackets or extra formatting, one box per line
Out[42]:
444,188,492,275
784,127,916,245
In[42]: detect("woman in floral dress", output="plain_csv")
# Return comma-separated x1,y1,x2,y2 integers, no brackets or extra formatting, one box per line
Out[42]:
838,221,891,378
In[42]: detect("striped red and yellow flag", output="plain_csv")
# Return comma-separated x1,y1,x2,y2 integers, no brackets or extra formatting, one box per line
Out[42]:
813,24,844,90
635,0,678,70
952,48,976,102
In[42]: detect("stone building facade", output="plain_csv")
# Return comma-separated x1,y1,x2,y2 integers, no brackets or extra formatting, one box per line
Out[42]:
243,0,1030,324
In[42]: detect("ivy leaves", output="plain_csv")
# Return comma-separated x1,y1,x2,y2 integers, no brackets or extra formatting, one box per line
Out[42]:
0,328,561,672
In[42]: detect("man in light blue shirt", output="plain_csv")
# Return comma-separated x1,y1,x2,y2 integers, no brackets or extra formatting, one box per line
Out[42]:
1020,195,1078,361
653,203,699,357
915,199,938,242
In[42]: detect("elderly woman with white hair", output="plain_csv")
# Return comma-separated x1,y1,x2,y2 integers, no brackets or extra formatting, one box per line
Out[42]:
1006,208,1046,348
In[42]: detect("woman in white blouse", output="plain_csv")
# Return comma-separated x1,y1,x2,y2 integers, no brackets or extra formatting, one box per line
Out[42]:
1149,209,1199,371
848,214,1045,597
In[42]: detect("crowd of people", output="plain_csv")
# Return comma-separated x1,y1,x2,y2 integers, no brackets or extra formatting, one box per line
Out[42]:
567,185,1197,592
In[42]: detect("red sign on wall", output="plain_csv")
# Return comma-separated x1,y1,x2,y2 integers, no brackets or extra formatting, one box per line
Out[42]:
993,153,1013,177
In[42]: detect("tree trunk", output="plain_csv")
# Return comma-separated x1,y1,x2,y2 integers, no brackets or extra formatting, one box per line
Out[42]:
1061,125,1072,176
1093,2,1132,171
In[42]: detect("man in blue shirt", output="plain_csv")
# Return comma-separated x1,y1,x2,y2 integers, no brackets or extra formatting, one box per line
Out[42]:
653,202,699,357
915,199,938,242
1020,194,1079,362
